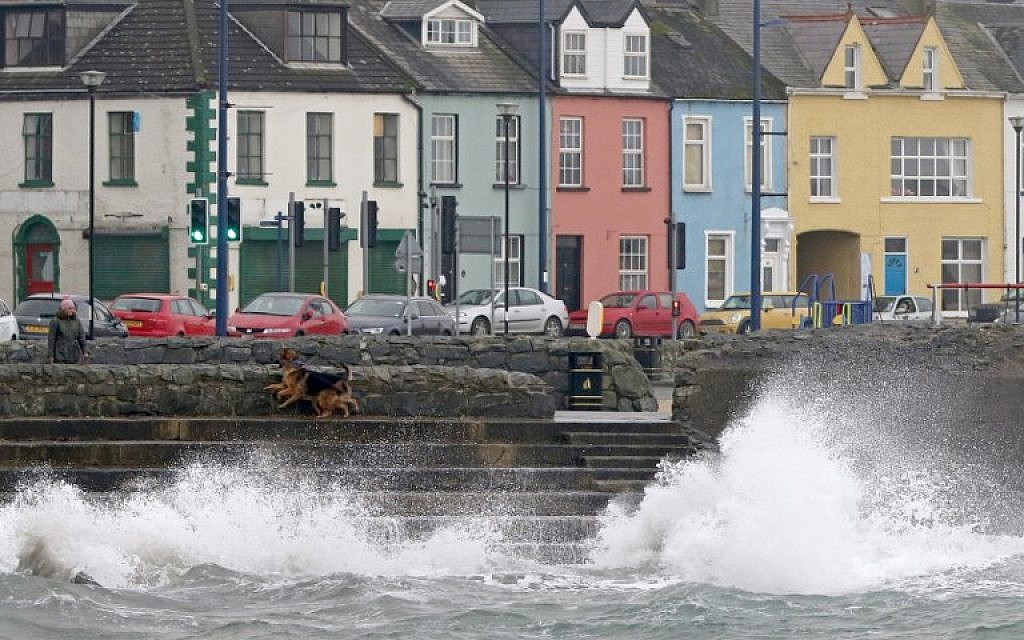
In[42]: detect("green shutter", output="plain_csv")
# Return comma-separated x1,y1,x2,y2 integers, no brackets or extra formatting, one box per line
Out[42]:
93,233,170,299
367,239,405,294
239,238,348,306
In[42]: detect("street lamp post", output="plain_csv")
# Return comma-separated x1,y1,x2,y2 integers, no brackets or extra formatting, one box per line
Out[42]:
80,70,106,341
1010,116,1024,324
497,102,519,335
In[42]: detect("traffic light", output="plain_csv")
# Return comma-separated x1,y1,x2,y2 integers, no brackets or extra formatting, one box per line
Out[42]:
364,200,378,249
328,207,343,251
441,196,456,254
292,200,305,247
669,222,686,270
426,279,439,300
189,198,209,245
671,298,681,317
226,197,242,242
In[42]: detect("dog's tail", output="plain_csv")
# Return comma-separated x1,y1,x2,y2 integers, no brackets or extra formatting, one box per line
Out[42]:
332,363,353,389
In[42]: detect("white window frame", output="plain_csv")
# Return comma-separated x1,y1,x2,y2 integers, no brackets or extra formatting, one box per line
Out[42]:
495,115,520,185
622,118,644,187
683,116,711,191
923,46,937,92
562,30,587,76
809,135,836,199
940,237,984,315
623,33,648,78
844,44,861,90
494,235,523,287
426,18,475,46
619,235,648,290
744,117,772,191
431,113,457,184
889,136,969,198
559,116,583,187
705,232,734,307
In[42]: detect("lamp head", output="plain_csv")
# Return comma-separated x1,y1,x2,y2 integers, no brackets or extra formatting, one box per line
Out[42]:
79,70,106,89
1010,116,1024,133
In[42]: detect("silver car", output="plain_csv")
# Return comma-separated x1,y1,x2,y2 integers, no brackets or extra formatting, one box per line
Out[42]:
446,287,569,336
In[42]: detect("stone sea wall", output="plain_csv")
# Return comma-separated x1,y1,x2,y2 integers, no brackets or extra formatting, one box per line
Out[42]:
0,336,657,417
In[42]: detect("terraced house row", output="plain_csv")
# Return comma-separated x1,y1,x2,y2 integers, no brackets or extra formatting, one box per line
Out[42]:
1,0,1023,318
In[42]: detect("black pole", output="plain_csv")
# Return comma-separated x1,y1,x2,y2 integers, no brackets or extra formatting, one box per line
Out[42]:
88,87,96,342
504,114,511,335
277,214,284,291
538,0,547,293
750,0,763,332
214,0,229,335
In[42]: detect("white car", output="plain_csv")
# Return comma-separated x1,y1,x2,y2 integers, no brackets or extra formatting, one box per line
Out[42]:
446,287,569,336
0,297,18,341
873,295,933,322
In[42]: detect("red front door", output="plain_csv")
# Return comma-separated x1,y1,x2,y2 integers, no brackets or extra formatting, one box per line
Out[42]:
26,244,56,295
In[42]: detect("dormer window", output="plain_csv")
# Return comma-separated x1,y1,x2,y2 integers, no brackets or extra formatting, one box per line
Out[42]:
286,10,344,63
426,18,474,46
562,31,586,75
4,9,64,67
923,46,937,91
623,34,648,78
843,44,860,90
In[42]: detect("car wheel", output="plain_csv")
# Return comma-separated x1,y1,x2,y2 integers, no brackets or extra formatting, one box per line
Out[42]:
470,317,490,336
441,329,453,336
678,320,696,338
614,319,632,339
295,330,305,337
543,316,563,337
737,319,752,335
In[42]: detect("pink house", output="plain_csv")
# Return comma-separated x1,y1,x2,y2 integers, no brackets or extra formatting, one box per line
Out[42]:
551,95,671,311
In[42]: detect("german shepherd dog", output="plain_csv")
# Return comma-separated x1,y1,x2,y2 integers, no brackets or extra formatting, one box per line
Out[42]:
266,348,360,418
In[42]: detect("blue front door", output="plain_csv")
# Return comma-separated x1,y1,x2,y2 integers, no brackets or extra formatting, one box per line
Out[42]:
884,254,906,295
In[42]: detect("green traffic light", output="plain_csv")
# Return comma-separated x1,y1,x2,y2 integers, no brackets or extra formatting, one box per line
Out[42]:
226,229,238,241
192,229,205,242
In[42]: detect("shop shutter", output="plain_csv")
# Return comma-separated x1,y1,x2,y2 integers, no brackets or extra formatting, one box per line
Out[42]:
239,239,348,306
367,239,404,294
93,233,170,300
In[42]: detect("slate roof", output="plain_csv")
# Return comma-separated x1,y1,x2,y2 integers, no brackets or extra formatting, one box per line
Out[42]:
647,5,787,99
349,0,538,93
933,0,1024,92
0,0,414,96
380,0,452,20
707,0,1022,91
476,0,642,27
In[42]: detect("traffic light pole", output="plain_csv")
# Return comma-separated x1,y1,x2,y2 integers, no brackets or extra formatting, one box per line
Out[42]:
361,190,369,296
322,198,329,297
288,191,296,292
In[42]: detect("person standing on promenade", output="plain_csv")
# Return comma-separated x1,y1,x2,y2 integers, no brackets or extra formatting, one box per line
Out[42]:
48,297,88,364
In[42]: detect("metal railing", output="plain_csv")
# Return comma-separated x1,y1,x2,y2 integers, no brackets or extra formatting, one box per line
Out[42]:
926,282,1024,327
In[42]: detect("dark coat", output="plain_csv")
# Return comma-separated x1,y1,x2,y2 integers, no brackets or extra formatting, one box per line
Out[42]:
48,310,86,364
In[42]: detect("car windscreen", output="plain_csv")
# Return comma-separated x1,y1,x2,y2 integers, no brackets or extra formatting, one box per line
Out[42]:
719,295,751,310
112,297,162,313
873,297,896,312
347,299,405,317
241,296,305,316
14,299,60,317
598,293,636,308
455,289,495,306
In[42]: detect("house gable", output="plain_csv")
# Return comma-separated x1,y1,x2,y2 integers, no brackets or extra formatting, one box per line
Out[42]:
898,16,964,91
557,2,651,93
820,15,888,90
420,0,484,48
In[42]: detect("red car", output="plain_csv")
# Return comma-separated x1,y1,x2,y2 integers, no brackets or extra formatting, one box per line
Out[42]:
110,293,216,337
566,290,699,338
228,292,349,338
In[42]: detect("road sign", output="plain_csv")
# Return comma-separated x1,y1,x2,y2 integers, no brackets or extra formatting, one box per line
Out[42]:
459,216,501,254
394,231,423,273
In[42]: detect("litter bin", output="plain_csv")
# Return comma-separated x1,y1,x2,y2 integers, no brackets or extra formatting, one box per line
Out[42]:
567,351,603,410
633,336,663,371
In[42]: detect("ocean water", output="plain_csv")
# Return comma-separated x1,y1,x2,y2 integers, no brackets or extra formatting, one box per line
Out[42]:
3,368,1024,639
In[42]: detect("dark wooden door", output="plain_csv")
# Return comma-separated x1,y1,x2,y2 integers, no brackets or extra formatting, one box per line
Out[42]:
555,235,581,312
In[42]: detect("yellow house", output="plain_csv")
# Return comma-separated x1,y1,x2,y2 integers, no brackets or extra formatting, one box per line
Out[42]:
786,12,1004,315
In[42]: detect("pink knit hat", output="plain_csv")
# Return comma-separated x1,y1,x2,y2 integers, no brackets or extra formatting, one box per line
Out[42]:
59,297,75,312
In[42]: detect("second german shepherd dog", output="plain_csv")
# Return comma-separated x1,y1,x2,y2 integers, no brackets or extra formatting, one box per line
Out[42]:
266,348,360,418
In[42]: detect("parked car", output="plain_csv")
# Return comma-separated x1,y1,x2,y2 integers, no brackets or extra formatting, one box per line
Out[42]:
698,292,810,335
566,290,700,338
345,294,456,336
13,293,129,339
0,297,18,341
110,293,216,337
446,287,569,336
873,294,933,322
228,292,349,337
